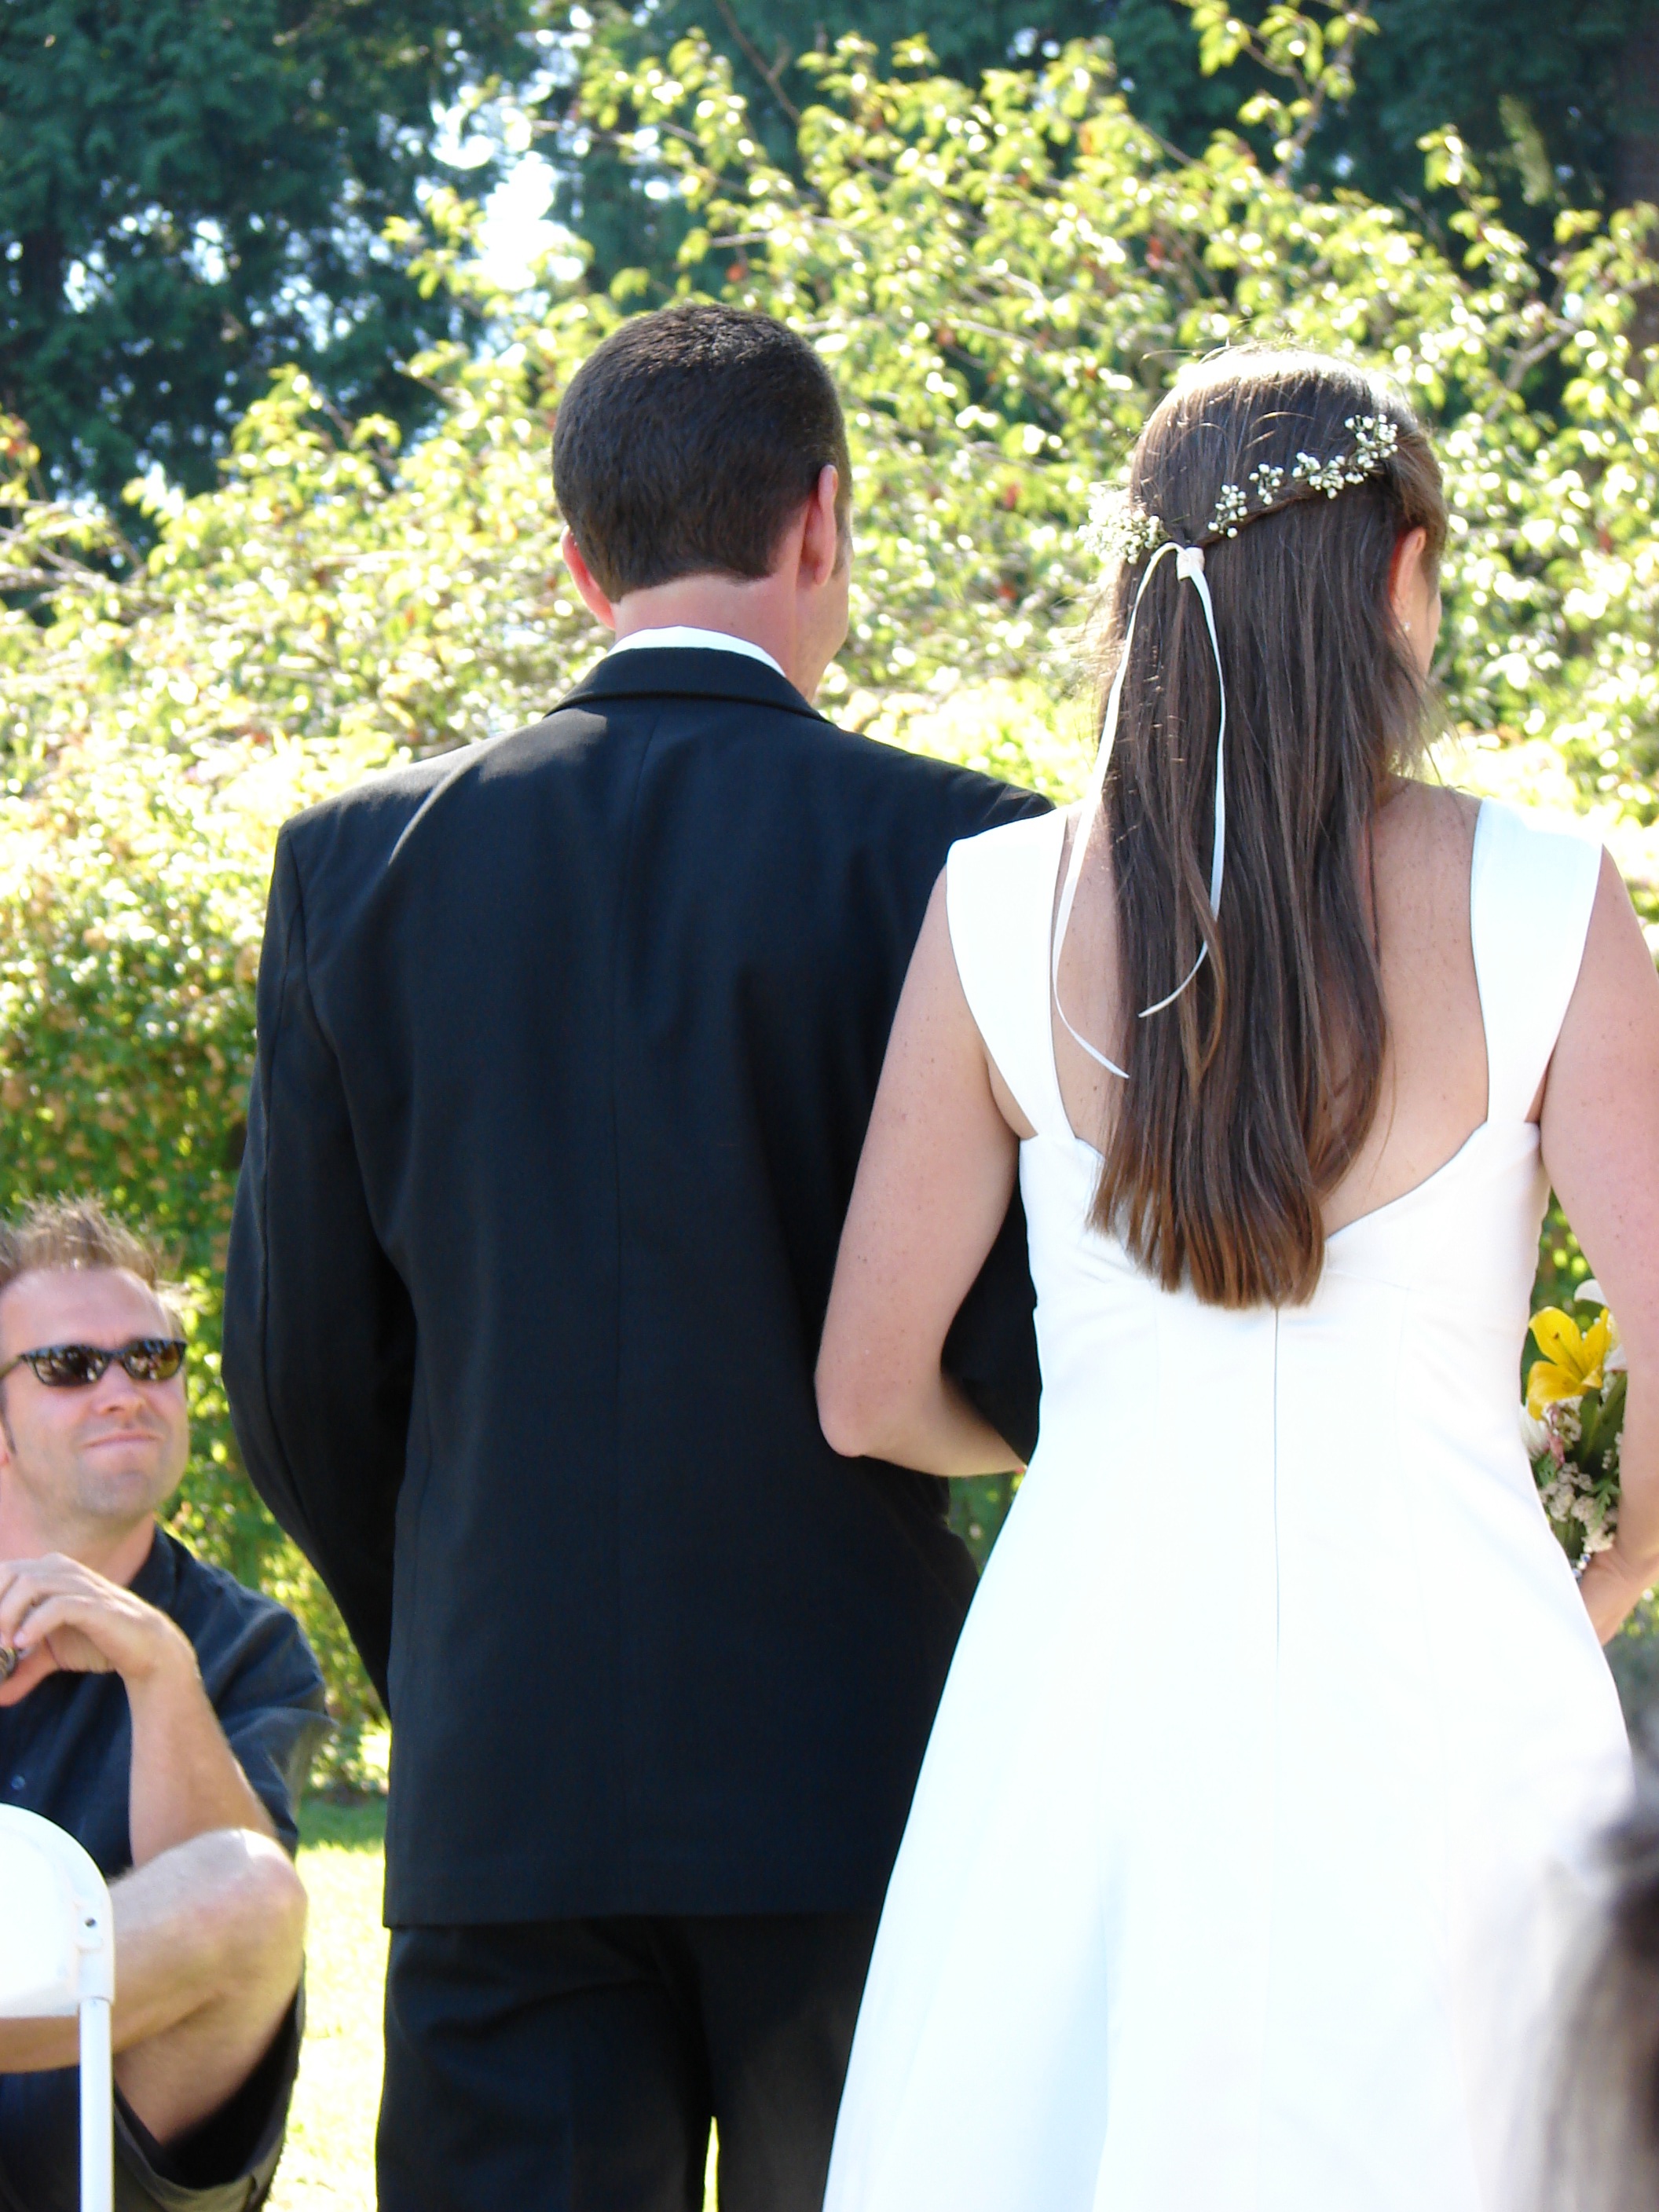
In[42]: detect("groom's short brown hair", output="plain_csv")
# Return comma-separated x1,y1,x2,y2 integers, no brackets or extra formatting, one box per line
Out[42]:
553,304,851,601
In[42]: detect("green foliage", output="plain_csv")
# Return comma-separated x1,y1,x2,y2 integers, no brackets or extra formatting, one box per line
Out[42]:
559,0,1108,293
1608,1589,1659,1731
578,22,1659,815
1106,0,1649,235
569,0,1652,291
1,20,1657,1721
0,0,543,510
949,1472,1020,1569
0,715,385,1769
5,0,1646,507
1536,1196,1596,1313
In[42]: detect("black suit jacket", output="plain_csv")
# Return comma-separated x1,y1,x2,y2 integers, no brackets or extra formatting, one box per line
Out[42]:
223,646,1047,1922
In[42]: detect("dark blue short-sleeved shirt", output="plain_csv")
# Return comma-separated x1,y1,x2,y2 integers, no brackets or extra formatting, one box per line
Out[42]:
0,1527,330,1867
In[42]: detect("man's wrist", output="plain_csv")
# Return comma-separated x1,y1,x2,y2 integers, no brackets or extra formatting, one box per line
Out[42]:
120,1613,202,1697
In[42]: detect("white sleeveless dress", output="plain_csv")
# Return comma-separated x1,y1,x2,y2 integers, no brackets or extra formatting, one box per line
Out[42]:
823,798,1632,2212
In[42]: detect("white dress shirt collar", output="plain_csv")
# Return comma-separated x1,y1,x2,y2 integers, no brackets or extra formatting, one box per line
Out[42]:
605,625,788,682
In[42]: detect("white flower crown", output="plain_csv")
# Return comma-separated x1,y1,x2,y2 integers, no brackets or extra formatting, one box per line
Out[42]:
1080,413,1401,566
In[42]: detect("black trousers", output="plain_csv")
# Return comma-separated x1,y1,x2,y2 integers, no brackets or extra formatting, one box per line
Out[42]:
378,1912,881,2212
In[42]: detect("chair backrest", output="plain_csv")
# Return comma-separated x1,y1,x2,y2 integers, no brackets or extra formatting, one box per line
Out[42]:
0,1806,114,2018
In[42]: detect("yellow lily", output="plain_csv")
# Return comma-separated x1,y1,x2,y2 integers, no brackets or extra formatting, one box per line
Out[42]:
1526,1306,1617,1418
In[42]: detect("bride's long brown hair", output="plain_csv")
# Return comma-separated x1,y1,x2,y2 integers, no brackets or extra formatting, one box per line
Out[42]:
1085,350,1447,1307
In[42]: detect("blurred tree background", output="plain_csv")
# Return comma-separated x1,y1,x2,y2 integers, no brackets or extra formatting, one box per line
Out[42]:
569,0,1659,285
7,0,1657,507
4,0,1659,1752
0,0,542,512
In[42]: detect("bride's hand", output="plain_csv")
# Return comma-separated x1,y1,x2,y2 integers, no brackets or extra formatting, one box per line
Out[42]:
1577,1541,1659,1645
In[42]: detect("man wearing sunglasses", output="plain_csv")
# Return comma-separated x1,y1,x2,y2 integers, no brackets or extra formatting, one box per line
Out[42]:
0,1196,329,2212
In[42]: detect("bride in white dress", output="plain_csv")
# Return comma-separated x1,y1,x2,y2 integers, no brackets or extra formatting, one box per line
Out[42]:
815,350,1659,2210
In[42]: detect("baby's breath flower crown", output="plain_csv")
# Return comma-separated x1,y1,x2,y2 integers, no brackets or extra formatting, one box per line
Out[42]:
1081,413,1401,566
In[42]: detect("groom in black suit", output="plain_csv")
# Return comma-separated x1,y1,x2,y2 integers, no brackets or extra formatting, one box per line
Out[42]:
222,304,1044,2211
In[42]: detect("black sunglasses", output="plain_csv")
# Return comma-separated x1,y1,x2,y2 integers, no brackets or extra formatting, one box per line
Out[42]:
0,1338,188,1389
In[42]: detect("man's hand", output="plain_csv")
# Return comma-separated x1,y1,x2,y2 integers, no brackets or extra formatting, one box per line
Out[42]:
0,1552,274,1860
0,1553,196,1706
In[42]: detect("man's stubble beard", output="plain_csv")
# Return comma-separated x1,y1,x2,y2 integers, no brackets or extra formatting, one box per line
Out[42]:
0,1393,178,1553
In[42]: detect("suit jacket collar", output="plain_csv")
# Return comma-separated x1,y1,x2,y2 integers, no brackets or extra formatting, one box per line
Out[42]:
557,644,832,723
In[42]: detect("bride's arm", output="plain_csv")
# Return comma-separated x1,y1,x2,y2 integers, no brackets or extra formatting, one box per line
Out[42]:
1540,851,1659,1643
818,873,1032,1477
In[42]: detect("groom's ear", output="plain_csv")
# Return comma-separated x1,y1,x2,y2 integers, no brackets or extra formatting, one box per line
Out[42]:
562,529,617,630
797,465,846,589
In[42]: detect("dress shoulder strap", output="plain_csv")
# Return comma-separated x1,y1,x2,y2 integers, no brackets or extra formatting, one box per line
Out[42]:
946,810,1070,1139
1470,797,1603,1122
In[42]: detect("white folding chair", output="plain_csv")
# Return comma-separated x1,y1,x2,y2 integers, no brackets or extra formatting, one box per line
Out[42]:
0,1806,115,2212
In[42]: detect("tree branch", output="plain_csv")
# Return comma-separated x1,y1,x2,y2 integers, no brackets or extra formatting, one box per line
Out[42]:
709,0,802,126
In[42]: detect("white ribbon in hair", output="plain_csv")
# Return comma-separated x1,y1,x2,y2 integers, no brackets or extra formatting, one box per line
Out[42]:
1052,540,1229,1081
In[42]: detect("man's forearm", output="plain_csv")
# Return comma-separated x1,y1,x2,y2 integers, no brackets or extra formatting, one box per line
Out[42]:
126,1648,274,1864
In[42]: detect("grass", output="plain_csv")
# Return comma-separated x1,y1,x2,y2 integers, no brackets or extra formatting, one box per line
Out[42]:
269,1796,718,2210
267,1796,388,2212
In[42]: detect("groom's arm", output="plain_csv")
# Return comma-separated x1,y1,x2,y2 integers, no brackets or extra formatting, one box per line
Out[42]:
943,1187,1042,1465
223,822,415,1707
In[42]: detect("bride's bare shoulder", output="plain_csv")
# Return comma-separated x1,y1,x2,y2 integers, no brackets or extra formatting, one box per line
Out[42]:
1372,778,1480,895
1374,776,1480,844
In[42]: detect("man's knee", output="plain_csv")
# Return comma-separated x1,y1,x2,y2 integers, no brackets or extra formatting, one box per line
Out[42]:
132,1828,307,1998
195,1828,307,1990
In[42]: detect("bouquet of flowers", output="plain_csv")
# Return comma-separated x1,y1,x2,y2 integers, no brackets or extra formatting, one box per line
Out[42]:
1524,1283,1627,1568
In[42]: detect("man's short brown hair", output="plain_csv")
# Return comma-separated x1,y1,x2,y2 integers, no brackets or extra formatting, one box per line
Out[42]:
0,1196,174,1309
553,303,852,601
